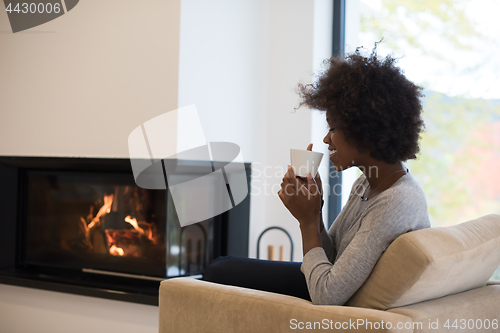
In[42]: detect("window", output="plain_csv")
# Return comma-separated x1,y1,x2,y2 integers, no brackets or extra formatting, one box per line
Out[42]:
343,0,500,278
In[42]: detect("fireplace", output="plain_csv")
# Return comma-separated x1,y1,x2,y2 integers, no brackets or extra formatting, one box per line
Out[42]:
0,157,251,305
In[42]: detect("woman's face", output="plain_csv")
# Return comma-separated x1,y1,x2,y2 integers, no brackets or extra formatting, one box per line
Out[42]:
323,117,364,171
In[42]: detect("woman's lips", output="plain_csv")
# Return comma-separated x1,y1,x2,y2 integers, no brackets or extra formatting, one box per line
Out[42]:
329,147,337,156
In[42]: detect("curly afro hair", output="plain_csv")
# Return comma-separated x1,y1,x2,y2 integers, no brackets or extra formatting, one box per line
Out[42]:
298,46,425,164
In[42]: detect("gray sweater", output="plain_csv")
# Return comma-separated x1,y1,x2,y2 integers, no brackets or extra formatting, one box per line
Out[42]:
301,168,431,305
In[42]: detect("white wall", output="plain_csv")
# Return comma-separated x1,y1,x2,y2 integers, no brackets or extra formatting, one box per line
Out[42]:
0,0,332,332
311,0,333,227
177,0,334,261
0,0,181,157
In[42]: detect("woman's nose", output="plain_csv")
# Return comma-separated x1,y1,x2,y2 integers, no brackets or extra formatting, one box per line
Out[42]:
323,132,330,144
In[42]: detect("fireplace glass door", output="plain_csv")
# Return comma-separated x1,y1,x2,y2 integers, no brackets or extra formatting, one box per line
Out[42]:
22,170,169,277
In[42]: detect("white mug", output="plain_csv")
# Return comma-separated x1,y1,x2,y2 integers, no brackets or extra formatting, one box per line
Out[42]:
290,149,324,178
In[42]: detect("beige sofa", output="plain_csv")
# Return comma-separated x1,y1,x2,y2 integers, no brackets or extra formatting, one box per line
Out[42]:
159,214,500,333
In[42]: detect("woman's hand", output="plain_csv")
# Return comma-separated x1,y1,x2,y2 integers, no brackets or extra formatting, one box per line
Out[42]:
295,144,323,200
278,165,322,230
278,165,323,255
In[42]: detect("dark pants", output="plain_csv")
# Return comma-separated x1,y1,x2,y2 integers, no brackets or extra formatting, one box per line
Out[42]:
202,256,311,301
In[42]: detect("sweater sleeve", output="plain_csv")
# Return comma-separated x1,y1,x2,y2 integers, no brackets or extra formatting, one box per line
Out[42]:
320,228,337,263
300,178,430,305
301,230,385,305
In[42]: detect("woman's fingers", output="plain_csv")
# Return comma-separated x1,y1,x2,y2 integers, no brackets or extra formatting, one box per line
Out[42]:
296,176,307,188
307,143,313,151
282,165,310,196
286,165,298,187
306,173,316,194
280,163,322,200
281,167,297,196
314,172,322,190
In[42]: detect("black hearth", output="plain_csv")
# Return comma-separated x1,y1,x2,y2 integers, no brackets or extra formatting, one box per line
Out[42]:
0,157,251,305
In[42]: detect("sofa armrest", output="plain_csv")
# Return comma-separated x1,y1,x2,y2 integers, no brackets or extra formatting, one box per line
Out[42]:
487,279,500,285
159,277,413,333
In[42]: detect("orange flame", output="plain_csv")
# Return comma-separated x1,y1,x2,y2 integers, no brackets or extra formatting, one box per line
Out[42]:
88,194,114,229
109,245,124,256
124,215,146,234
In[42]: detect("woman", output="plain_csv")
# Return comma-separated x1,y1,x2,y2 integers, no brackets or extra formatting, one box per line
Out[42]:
204,47,431,306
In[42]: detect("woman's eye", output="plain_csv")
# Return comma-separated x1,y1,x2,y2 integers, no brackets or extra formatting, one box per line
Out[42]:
329,128,335,133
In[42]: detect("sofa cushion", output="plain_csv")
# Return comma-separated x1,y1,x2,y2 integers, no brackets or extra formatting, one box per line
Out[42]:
387,285,500,329
346,214,500,310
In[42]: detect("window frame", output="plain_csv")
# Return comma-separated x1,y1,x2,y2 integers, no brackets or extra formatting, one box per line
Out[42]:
326,0,346,228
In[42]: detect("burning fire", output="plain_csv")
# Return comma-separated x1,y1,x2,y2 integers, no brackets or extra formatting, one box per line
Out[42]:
79,186,158,257
124,216,144,234
109,245,125,256
124,215,155,242
88,194,114,229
